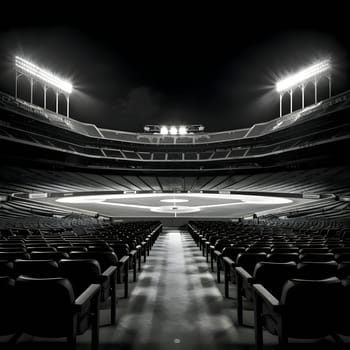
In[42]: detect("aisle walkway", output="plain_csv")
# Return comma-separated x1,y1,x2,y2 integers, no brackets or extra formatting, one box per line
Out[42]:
106,228,248,350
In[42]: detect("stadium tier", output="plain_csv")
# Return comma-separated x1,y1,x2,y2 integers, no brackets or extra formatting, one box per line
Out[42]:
1,90,350,172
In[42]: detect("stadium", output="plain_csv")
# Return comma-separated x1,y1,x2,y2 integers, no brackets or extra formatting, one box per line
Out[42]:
1,20,350,350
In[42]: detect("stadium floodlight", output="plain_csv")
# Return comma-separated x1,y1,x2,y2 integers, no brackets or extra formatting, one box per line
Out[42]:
160,126,168,135
178,126,187,135
143,124,205,135
15,56,73,118
276,60,331,93
276,60,332,117
15,56,72,94
170,126,178,135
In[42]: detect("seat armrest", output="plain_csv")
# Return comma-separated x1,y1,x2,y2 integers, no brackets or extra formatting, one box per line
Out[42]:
253,284,281,311
214,250,222,257
129,250,137,257
74,284,101,311
119,255,129,265
102,265,117,278
223,256,235,266
235,266,253,283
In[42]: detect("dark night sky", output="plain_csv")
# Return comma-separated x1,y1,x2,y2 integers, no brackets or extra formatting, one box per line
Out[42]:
0,9,349,132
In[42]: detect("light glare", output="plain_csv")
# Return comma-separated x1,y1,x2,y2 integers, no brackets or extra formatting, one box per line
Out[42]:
160,126,168,135
15,56,73,94
178,126,187,135
276,60,331,93
170,126,178,135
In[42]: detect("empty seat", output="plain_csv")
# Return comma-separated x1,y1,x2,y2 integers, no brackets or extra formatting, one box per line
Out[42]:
69,251,129,298
14,259,59,278
0,276,18,336
30,251,69,261
16,276,100,350
336,278,350,336
222,247,246,297
267,253,299,263
337,261,350,279
59,259,117,325
0,260,14,277
236,261,297,325
299,247,329,254
254,277,342,349
26,246,57,253
270,248,299,254
0,251,30,261
297,261,338,279
299,253,334,262
335,253,350,263
56,246,87,253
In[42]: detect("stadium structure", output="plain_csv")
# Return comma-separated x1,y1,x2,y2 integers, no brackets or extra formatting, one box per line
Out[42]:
1,57,350,349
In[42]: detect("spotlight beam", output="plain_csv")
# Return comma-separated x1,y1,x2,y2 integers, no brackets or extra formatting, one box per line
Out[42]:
15,56,72,94
276,60,331,117
276,60,331,93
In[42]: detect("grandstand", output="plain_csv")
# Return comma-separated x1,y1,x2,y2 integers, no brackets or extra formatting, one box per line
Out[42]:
1,56,350,350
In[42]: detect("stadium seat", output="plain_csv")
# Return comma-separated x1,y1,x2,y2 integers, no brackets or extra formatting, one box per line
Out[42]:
236,261,297,325
13,259,59,278
253,277,342,349
15,276,100,350
59,259,117,325
29,251,69,261
69,251,129,298
0,276,18,336
222,246,246,297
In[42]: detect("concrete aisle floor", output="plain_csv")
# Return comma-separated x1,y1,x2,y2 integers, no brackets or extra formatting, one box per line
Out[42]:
101,228,253,350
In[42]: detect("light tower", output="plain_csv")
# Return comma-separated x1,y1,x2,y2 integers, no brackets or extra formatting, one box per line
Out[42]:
276,60,331,117
15,56,73,117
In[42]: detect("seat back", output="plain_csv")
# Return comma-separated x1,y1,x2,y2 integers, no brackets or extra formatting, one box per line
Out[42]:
280,277,342,338
337,261,350,279
0,276,17,335
14,259,59,278
56,246,87,253
16,276,75,337
0,260,14,277
270,248,299,254
299,253,334,262
26,247,57,253
254,262,297,299
88,245,114,252
267,253,299,263
30,251,69,261
337,278,350,335
334,253,350,263
299,247,329,254
297,261,338,279
109,243,129,259
222,247,246,260
59,259,101,297
236,253,267,275
0,252,30,261
246,247,271,254
214,239,232,252
69,251,118,271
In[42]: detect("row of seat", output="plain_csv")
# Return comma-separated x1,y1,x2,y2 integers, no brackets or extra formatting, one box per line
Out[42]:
0,222,163,349
189,221,350,348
